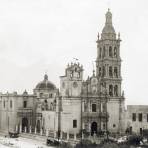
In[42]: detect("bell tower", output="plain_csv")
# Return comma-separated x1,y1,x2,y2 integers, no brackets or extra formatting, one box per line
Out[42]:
96,9,122,99
96,9,125,133
60,62,83,98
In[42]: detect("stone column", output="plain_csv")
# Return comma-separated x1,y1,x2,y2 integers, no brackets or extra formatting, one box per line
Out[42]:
82,102,84,112
46,129,49,137
89,123,91,137
67,132,69,140
60,131,63,139
29,126,32,134
89,123,91,132
54,131,56,139
40,128,43,136
24,127,27,133
89,101,91,112
82,122,85,129
106,64,109,77
15,125,18,133
19,125,22,133
74,133,77,141
82,132,84,139
34,126,37,134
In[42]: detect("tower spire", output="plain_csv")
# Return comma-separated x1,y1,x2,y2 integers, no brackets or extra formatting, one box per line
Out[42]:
101,9,116,40
105,8,112,26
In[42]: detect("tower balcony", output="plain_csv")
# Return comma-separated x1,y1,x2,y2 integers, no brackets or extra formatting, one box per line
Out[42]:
82,112,109,119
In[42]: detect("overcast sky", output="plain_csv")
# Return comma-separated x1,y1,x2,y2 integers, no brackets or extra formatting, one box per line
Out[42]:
0,0,147,105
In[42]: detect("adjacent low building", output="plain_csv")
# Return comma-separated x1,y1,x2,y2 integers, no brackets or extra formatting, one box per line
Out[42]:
125,105,148,134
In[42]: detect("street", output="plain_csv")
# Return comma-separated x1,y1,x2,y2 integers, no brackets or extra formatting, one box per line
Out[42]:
0,136,54,148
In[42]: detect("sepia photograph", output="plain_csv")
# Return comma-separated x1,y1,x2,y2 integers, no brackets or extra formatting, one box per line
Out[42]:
0,0,147,147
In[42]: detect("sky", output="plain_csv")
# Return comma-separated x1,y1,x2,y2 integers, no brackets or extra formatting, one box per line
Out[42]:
0,0,147,105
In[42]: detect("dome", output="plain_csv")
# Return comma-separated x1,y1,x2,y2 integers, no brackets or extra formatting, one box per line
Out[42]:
102,25,115,34
35,74,56,90
101,9,116,40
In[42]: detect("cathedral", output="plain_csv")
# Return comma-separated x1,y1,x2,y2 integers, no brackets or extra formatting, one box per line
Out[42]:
0,9,146,138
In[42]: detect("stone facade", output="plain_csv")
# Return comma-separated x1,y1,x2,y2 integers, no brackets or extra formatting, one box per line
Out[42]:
0,9,146,137
125,105,148,134
0,74,59,135
0,91,36,133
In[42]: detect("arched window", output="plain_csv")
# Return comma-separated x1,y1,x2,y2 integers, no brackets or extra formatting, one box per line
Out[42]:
10,100,12,108
114,67,118,78
23,101,27,108
3,100,5,108
114,85,118,96
109,66,113,77
102,66,105,77
109,85,113,96
114,47,117,57
109,46,113,57
99,48,102,58
103,46,106,58
99,67,101,77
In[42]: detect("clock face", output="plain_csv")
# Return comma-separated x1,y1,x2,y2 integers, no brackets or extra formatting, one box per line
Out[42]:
73,82,78,88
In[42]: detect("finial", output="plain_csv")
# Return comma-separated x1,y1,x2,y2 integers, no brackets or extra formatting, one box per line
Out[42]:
73,58,78,64
23,89,28,95
97,32,99,39
44,74,48,80
105,8,112,25
87,76,90,80
92,61,95,75
118,32,120,39
93,70,95,76
122,91,124,97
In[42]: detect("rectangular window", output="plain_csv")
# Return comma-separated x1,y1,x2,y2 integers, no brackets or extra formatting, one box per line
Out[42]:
3,100,5,108
10,100,12,108
92,104,97,112
132,113,136,121
40,93,43,98
73,120,77,128
109,67,113,77
23,101,27,108
138,113,142,122
49,94,53,98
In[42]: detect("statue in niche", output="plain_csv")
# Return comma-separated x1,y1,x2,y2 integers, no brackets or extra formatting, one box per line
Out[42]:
84,101,87,112
41,99,49,111
50,102,53,111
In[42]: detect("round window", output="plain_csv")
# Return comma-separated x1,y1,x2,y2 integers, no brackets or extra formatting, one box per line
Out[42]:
73,82,78,88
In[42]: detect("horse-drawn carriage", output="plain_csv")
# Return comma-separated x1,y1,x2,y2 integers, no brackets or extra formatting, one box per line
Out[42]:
9,131,19,138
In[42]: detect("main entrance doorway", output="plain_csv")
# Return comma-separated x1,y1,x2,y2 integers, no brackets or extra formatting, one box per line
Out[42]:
91,122,97,136
22,118,28,132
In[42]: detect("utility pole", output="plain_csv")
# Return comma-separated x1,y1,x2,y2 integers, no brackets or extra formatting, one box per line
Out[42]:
57,89,62,143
